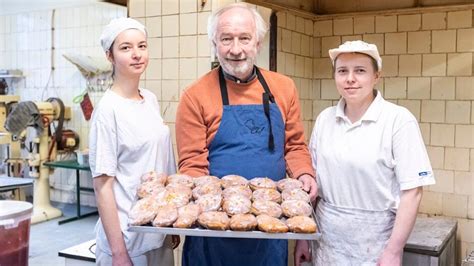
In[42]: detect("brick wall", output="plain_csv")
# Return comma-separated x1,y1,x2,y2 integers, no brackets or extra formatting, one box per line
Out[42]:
276,12,316,140
276,6,473,261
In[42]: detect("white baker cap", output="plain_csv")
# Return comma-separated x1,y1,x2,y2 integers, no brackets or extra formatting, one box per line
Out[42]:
328,40,382,71
100,17,147,52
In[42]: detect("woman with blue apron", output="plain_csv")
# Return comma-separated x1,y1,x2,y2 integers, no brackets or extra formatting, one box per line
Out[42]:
182,67,288,266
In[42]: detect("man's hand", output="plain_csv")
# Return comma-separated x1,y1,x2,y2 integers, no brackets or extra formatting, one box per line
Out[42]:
298,174,318,202
294,240,311,266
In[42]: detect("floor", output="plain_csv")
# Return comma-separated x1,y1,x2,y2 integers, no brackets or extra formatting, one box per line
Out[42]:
28,202,98,266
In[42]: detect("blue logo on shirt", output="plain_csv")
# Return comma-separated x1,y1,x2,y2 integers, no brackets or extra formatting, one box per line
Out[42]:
419,171,431,176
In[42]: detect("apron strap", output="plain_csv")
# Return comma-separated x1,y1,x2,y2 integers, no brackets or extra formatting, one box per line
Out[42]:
256,68,275,151
263,92,275,151
217,66,276,151
255,68,275,103
218,67,230,106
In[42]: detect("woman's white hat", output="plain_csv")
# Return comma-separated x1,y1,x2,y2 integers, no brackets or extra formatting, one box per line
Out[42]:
328,40,382,70
100,17,147,52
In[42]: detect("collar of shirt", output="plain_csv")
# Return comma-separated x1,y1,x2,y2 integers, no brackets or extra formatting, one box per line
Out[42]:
335,90,383,124
222,66,257,84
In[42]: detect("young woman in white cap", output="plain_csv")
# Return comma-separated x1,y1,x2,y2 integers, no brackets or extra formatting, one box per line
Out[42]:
89,17,177,265
294,40,435,265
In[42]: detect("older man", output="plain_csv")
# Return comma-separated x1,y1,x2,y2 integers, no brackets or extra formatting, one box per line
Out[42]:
175,3,317,266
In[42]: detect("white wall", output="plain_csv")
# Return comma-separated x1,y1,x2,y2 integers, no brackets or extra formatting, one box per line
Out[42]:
0,1,126,206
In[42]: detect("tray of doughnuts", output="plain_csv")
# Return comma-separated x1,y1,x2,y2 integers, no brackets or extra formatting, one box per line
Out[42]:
128,172,321,240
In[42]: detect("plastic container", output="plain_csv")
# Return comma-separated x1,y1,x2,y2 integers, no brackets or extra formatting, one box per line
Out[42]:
0,200,33,266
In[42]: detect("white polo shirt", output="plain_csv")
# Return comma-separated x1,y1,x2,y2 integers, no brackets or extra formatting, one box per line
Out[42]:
310,91,435,212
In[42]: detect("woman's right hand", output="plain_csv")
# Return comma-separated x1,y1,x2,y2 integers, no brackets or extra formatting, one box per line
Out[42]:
294,240,312,266
112,252,133,266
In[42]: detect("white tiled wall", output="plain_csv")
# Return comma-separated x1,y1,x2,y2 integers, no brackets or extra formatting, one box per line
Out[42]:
0,2,126,206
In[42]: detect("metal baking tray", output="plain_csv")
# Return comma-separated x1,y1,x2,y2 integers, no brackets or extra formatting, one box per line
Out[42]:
129,190,321,240
128,225,321,240
129,207,321,240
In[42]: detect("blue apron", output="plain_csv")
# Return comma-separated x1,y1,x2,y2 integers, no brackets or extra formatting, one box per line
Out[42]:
182,67,288,266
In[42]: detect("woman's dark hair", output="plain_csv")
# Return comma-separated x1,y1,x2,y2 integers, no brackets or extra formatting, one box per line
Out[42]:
108,41,115,79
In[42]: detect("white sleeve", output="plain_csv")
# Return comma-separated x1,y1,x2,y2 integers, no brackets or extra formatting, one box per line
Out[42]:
309,116,320,170
393,119,435,190
89,108,118,178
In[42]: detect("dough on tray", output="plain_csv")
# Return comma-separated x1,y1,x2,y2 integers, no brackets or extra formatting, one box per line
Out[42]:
281,200,312,218
223,195,252,216
136,181,166,199
197,211,230,230
277,178,303,192
165,185,192,208
193,175,221,187
281,188,310,203
173,203,202,228
167,174,194,188
192,182,222,200
252,188,281,203
229,213,257,231
129,197,158,225
222,185,252,200
286,216,317,233
221,175,248,188
140,171,167,184
249,177,276,191
196,193,222,212
152,205,178,227
251,200,282,218
256,214,288,233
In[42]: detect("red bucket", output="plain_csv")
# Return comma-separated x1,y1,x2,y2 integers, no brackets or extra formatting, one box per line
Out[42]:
0,200,33,266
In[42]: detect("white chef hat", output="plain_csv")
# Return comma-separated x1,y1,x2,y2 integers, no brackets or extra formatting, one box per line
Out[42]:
328,40,382,71
100,17,147,52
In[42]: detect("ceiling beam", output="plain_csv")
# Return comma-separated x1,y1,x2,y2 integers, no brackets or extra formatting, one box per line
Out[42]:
100,0,126,7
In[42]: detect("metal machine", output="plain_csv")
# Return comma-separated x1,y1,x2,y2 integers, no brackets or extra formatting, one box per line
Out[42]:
4,98,79,224
0,95,22,176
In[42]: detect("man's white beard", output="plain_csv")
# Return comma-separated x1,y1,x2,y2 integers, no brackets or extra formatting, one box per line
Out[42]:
218,54,256,79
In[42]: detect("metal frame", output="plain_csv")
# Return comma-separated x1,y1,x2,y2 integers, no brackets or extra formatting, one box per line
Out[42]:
43,160,97,224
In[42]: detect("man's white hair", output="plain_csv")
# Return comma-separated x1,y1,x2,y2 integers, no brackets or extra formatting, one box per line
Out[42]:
207,3,268,57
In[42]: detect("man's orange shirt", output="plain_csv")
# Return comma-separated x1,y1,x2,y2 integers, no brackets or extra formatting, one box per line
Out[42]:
175,67,315,179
